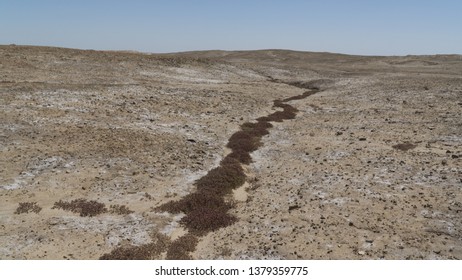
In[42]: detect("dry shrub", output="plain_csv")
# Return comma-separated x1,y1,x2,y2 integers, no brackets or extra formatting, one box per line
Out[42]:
220,154,244,167
287,81,316,89
258,109,297,122
100,243,155,260
157,192,228,214
392,143,417,151
274,102,299,111
100,233,170,260
256,101,298,122
227,131,261,152
240,121,272,137
180,207,237,234
282,89,319,102
166,234,199,260
14,202,42,214
286,80,329,90
52,198,107,217
226,150,253,164
109,204,134,215
195,159,245,194
225,121,274,164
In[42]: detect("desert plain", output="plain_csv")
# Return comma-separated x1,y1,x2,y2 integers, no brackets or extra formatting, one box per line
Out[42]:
0,45,461,259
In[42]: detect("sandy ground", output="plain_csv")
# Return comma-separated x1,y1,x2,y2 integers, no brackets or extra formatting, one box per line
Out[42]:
1,45,461,259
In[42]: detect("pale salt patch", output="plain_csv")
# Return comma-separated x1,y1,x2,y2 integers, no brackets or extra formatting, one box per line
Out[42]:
160,213,186,240
233,182,249,202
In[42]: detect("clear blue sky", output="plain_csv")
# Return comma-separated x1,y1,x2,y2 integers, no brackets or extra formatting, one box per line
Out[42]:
1,0,461,55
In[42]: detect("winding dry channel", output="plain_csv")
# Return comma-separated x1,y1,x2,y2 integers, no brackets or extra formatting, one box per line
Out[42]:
101,82,320,259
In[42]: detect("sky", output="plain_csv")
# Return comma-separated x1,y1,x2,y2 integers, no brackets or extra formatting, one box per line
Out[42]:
1,0,461,55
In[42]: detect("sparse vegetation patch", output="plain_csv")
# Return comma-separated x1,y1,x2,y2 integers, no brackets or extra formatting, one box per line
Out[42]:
109,204,134,215
14,202,42,214
180,206,237,234
100,233,170,260
166,234,199,260
157,192,229,214
52,198,107,217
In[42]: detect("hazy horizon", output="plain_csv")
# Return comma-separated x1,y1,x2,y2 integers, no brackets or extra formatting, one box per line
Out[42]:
4,44,462,58
1,0,461,56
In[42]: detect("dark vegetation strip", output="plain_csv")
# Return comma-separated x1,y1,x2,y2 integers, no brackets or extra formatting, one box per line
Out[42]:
100,81,320,260
52,199,133,217
52,198,107,217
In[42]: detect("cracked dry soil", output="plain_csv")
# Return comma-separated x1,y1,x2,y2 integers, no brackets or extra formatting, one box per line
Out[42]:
1,45,461,259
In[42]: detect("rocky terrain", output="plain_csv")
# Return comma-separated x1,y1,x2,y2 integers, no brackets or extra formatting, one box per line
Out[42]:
1,45,461,259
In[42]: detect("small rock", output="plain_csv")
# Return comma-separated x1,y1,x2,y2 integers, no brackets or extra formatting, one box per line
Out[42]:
288,205,300,212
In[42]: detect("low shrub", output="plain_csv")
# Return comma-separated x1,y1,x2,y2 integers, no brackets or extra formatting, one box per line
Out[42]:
109,204,134,215
166,234,199,260
52,198,107,217
240,121,272,137
180,207,237,234
220,155,244,167
255,101,299,122
225,150,253,164
14,202,42,214
100,243,154,260
157,192,229,214
195,160,245,194
227,131,261,152
258,108,297,122
281,89,319,102
224,121,275,164
287,80,324,90
100,233,170,260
